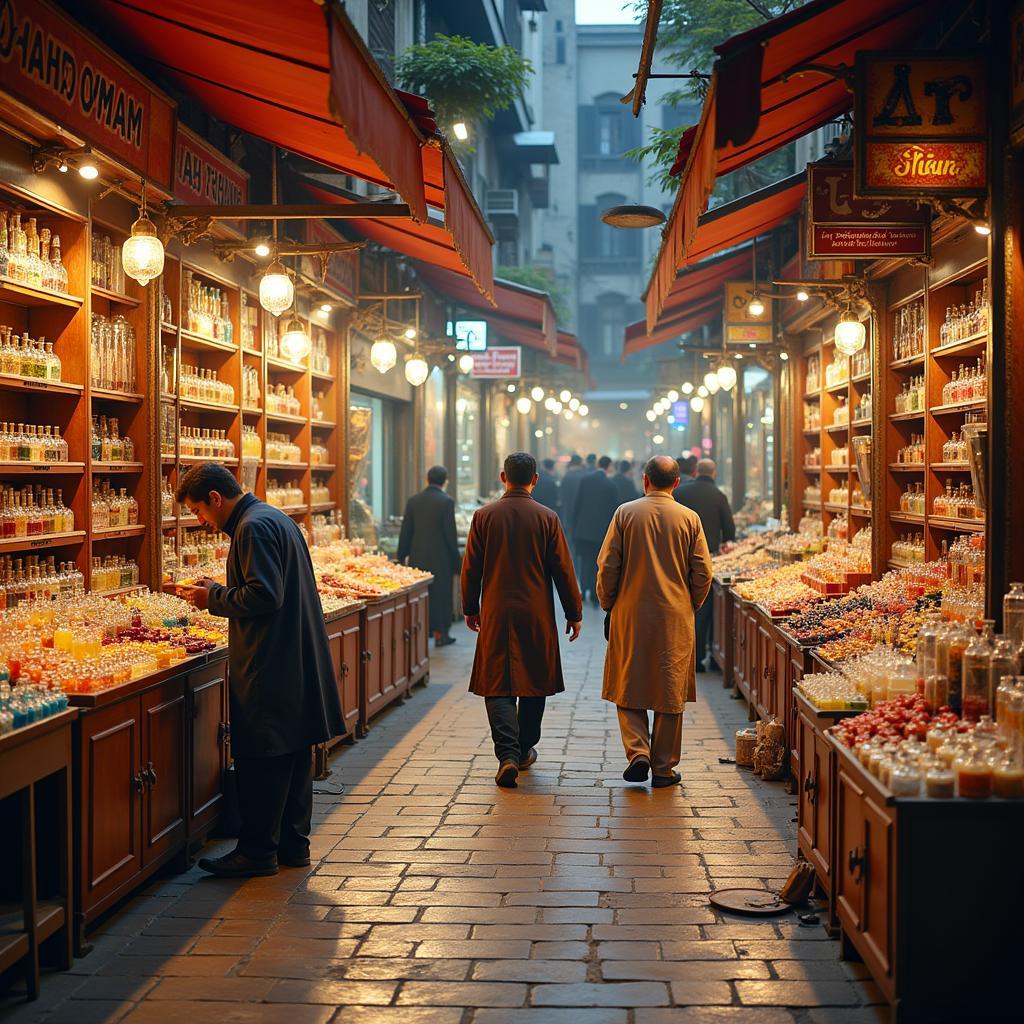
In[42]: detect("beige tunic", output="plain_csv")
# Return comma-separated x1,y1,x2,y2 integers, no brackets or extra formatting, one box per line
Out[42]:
597,492,713,712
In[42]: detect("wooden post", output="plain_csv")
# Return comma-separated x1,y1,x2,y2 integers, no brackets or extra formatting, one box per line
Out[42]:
445,370,458,504
339,324,352,538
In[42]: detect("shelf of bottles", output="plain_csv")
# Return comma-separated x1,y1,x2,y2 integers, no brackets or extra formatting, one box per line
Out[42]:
882,257,990,573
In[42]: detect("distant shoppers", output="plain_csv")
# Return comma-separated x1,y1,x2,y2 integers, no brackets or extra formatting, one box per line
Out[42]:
462,452,582,787
559,454,587,552
572,455,618,607
597,455,713,787
533,458,560,513
674,458,735,670
176,463,343,877
612,459,640,505
586,453,597,471
675,454,698,487
397,465,461,648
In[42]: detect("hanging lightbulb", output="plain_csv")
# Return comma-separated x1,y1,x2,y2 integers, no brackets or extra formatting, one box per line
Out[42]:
697,385,708,398
452,121,469,142
652,434,665,445
559,389,571,403
568,397,580,411
703,370,720,395
779,351,790,362
578,404,589,417
681,381,694,395
667,389,679,403
551,401,563,415
516,396,533,415
458,354,475,374
645,410,657,422
716,364,738,391
531,385,545,402
404,327,417,340
77,148,99,180
544,396,556,411
254,241,271,258
259,259,293,316
507,384,517,393
404,354,430,387
796,288,810,302
564,409,573,420
370,338,397,374
747,292,766,318
834,307,867,356
690,395,705,413
121,183,164,287
534,429,544,439
279,315,311,362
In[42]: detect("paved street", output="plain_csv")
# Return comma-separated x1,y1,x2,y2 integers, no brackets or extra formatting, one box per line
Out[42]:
2,615,884,1024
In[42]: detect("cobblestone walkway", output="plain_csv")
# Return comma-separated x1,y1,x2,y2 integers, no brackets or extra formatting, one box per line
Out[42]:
2,616,885,1024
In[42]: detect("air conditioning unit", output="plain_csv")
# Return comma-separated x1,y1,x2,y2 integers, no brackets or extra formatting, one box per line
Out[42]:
485,189,519,221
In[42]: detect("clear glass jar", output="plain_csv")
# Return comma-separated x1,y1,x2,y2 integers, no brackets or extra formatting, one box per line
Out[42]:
962,623,994,722
955,746,994,799
890,758,922,797
1004,582,1024,650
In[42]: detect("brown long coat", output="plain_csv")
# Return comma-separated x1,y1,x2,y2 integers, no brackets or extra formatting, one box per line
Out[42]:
461,489,582,697
597,492,713,713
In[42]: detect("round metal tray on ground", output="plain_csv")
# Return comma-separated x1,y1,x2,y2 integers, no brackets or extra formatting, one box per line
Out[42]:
709,887,791,916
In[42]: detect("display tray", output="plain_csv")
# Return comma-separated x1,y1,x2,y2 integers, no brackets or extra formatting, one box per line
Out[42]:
810,650,839,674
793,687,863,721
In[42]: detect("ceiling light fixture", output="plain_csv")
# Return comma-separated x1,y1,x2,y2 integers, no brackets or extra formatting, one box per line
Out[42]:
516,396,533,415
259,258,293,316
531,386,545,402
77,148,99,180
404,354,430,387
279,314,311,362
121,179,164,287
254,241,271,258
716,364,738,391
370,338,397,374
458,354,475,374
834,306,867,356
703,370,720,395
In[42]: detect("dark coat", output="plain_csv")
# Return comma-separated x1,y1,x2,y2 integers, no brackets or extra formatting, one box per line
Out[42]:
397,485,460,634
461,489,582,697
572,469,619,544
532,470,560,513
559,466,587,537
207,494,343,758
612,472,640,506
673,475,736,554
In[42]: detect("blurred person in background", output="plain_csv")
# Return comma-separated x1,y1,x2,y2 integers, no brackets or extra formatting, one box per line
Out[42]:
559,454,587,563
532,458,560,513
572,456,618,608
674,454,698,489
612,459,640,506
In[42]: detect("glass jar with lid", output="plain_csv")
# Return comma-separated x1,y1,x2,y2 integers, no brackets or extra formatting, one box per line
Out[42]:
955,746,994,799
993,752,1024,798
1004,582,1024,650
890,758,922,797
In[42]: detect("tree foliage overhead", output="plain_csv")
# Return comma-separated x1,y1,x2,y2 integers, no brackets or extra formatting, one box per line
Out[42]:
497,264,571,326
395,35,533,145
627,0,805,198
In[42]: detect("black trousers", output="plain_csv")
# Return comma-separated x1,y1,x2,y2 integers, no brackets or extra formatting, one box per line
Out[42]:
234,747,313,861
695,598,713,670
485,696,546,765
574,539,600,598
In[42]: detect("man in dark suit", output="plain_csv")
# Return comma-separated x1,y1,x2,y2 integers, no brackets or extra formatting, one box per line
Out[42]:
177,463,343,878
675,454,698,488
532,458,560,513
559,454,586,556
611,459,640,506
397,465,461,647
674,458,736,670
572,455,618,608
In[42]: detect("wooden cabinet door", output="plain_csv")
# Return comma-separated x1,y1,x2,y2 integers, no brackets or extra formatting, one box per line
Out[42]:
712,585,725,667
363,605,384,719
413,590,430,676
811,733,833,883
392,595,409,691
379,600,396,700
79,697,142,909
836,768,866,934
796,712,816,859
750,618,765,711
140,680,187,866
775,638,789,736
732,603,745,693
188,662,229,835
861,794,894,981
340,614,361,736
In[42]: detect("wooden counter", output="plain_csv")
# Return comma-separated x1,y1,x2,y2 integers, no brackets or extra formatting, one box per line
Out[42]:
711,579,733,684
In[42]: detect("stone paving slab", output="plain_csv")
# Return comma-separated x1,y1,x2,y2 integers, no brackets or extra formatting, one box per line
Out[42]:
1,617,869,1023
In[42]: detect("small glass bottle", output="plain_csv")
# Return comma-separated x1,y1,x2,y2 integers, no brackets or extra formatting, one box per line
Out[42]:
962,622,994,723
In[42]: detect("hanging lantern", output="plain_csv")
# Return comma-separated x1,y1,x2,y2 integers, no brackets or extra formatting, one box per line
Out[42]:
121,190,164,287
530,385,545,402
690,395,705,413
578,404,589,417
568,397,580,411
515,396,533,415
458,354,475,374
279,315,310,362
703,370,721,395
559,389,571,403
681,381,694,395
716,364,738,391
404,354,430,387
834,308,866,356
370,338,397,374
259,259,293,316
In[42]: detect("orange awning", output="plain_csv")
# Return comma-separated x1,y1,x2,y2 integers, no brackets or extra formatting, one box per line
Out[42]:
89,0,493,297
647,0,930,328
555,331,583,369
416,264,558,356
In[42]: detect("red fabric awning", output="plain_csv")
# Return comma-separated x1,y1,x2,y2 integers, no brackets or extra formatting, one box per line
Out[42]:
626,248,752,359
647,0,930,328
416,264,558,356
88,0,493,298
555,331,583,370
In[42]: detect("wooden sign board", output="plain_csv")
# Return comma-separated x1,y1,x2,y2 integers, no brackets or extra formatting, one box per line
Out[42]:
174,126,248,239
855,53,987,198
724,280,772,344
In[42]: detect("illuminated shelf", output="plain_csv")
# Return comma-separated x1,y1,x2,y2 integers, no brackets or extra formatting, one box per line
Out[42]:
91,285,139,307
0,374,82,397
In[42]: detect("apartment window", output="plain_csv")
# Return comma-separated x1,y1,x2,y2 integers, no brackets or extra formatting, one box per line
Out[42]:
580,93,640,166
596,293,627,358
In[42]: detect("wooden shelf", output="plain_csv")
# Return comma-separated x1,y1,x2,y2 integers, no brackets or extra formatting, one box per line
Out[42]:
162,517,177,528
889,463,926,472
281,505,308,516
180,329,236,354
803,465,821,473
0,530,86,552
0,374,83,397
803,389,821,401
94,584,146,597
91,387,144,404
92,462,145,474
242,406,263,417
311,463,336,472
178,516,202,527
310,502,336,513
242,346,262,357
851,371,871,384
889,410,924,422
823,502,847,512
179,398,240,415
930,399,986,415
890,511,925,524
91,284,140,307
825,379,850,394
179,455,239,466
311,419,336,430
0,278,83,309
266,460,307,470
931,331,988,358
0,461,84,475
266,411,306,426
891,352,925,370
929,516,985,533
824,464,852,474
825,422,849,434
92,525,146,540
851,418,872,428
850,506,872,516
161,323,178,335
931,462,972,471
802,427,821,436
803,500,821,509
0,900,64,972
311,369,335,384
267,357,306,374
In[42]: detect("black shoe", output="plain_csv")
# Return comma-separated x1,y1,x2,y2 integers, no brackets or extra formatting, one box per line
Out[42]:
436,635,457,648
623,756,651,782
652,771,682,788
519,747,538,770
197,849,278,878
278,852,312,868
495,760,519,788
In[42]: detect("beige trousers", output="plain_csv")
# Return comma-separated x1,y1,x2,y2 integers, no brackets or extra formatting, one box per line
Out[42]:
616,707,683,777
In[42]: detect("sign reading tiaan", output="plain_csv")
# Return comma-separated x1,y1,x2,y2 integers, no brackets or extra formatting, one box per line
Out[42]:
808,162,929,260
855,53,986,198
174,126,248,239
0,0,175,190
724,280,772,345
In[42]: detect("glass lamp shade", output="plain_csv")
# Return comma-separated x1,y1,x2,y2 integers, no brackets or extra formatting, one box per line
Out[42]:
458,354,475,374
667,389,679,402
370,338,397,374
515,396,533,415
530,386,545,402
259,260,293,316
716,364,738,391
681,381,694,395
121,214,164,286
834,312,867,356
559,389,571,403
703,370,721,395
404,355,430,387
578,404,589,417
645,410,657,422
551,401,563,414
569,397,580,411
690,395,705,413
279,317,310,362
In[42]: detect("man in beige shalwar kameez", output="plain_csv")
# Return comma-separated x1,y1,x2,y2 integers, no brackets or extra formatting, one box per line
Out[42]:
597,455,713,787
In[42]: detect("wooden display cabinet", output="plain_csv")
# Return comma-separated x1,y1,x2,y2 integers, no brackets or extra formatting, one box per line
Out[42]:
711,578,734,683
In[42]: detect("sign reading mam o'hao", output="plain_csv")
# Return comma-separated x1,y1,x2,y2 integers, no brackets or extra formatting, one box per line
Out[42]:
724,280,772,345
808,162,930,260
855,53,986,198
470,346,521,379
0,0,175,190
174,126,248,239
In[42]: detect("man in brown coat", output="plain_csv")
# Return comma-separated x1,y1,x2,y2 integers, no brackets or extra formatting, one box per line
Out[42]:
462,451,583,788
597,455,713,788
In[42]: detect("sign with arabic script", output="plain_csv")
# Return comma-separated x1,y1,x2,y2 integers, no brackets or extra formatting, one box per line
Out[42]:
855,53,986,198
807,162,929,259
